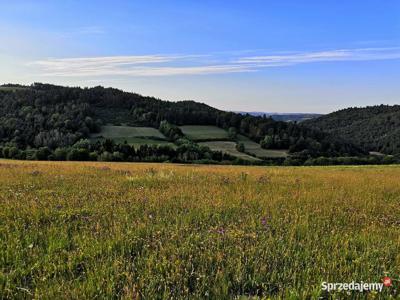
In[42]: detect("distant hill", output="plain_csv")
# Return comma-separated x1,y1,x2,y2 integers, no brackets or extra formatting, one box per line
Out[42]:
303,105,400,154
0,83,365,163
235,112,323,122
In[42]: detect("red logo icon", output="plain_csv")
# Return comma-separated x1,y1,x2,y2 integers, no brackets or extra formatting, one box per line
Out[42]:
383,277,392,287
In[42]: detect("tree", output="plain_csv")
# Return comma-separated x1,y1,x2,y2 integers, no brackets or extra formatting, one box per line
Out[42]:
236,142,245,152
228,127,237,140
54,148,68,160
35,147,51,160
67,148,89,161
261,135,274,149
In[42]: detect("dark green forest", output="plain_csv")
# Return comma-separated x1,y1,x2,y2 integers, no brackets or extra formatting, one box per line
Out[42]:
0,83,373,165
303,105,400,154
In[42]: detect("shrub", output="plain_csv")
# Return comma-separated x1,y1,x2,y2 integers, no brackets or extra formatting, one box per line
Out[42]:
35,147,51,160
89,152,98,161
67,148,89,161
99,151,113,162
236,142,245,152
54,148,68,161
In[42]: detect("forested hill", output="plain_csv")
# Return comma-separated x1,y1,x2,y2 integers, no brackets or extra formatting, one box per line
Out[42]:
303,105,400,154
0,83,364,159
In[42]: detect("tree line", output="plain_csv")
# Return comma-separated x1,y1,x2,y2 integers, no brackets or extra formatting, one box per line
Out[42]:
0,138,243,164
0,138,397,166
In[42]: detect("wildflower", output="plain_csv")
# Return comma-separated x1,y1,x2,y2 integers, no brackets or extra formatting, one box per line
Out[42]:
261,217,267,226
216,228,225,235
261,216,270,231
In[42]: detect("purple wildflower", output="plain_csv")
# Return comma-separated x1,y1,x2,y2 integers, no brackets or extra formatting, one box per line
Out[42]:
261,216,270,231
216,228,225,235
261,217,267,226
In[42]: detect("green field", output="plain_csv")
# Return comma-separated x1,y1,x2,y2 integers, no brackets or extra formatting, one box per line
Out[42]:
92,125,166,140
178,126,287,159
237,135,288,158
91,126,287,158
179,125,230,141
199,141,260,161
0,160,399,298
91,126,174,147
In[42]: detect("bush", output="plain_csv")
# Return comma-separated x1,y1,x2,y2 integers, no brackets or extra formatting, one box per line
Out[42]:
89,152,98,161
24,149,37,160
236,142,245,152
54,148,68,161
67,148,90,161
8,147,20,159
112,151,124,161
2,147,10,159
35,147,51,160
72,139,91,150
228,127,237,139
99,151,113,162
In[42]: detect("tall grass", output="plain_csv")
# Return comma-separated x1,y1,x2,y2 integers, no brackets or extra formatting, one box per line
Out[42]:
0,161,399,299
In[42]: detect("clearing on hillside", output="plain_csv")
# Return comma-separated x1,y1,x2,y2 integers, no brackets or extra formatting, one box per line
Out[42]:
92,125,166,139
237,135,288,158
180,125,230,141
90,125,175,147
199,141,260,161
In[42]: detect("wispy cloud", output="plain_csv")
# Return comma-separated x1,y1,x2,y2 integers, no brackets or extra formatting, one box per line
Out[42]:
29,54,250,76
237,47,400,65
30,55,179,70
28,47,400,77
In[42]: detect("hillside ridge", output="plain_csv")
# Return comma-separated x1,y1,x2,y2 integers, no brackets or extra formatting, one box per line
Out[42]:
303,104,400,154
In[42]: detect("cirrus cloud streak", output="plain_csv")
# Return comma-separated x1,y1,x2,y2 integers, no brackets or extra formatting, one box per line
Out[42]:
28,47,400,77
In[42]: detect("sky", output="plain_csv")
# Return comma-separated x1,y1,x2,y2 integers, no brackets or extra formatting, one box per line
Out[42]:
0,0,399,113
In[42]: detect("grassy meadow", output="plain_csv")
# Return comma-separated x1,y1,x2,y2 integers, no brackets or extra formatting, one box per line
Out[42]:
92,125,166,139
179,126,286,160
90,125,174,147
179,125,230,141
0,160,399,299
90,125,284,161
198,141,261,161
237,135,288,159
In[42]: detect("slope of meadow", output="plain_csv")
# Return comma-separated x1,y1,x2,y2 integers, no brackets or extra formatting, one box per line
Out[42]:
91,125,167,140
198,141,261,161
0,160,399,298
179,125,230,141
237,135,288,158
90,125,175,147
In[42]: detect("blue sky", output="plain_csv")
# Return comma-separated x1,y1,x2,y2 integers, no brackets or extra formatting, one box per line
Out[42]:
0,0,399,113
